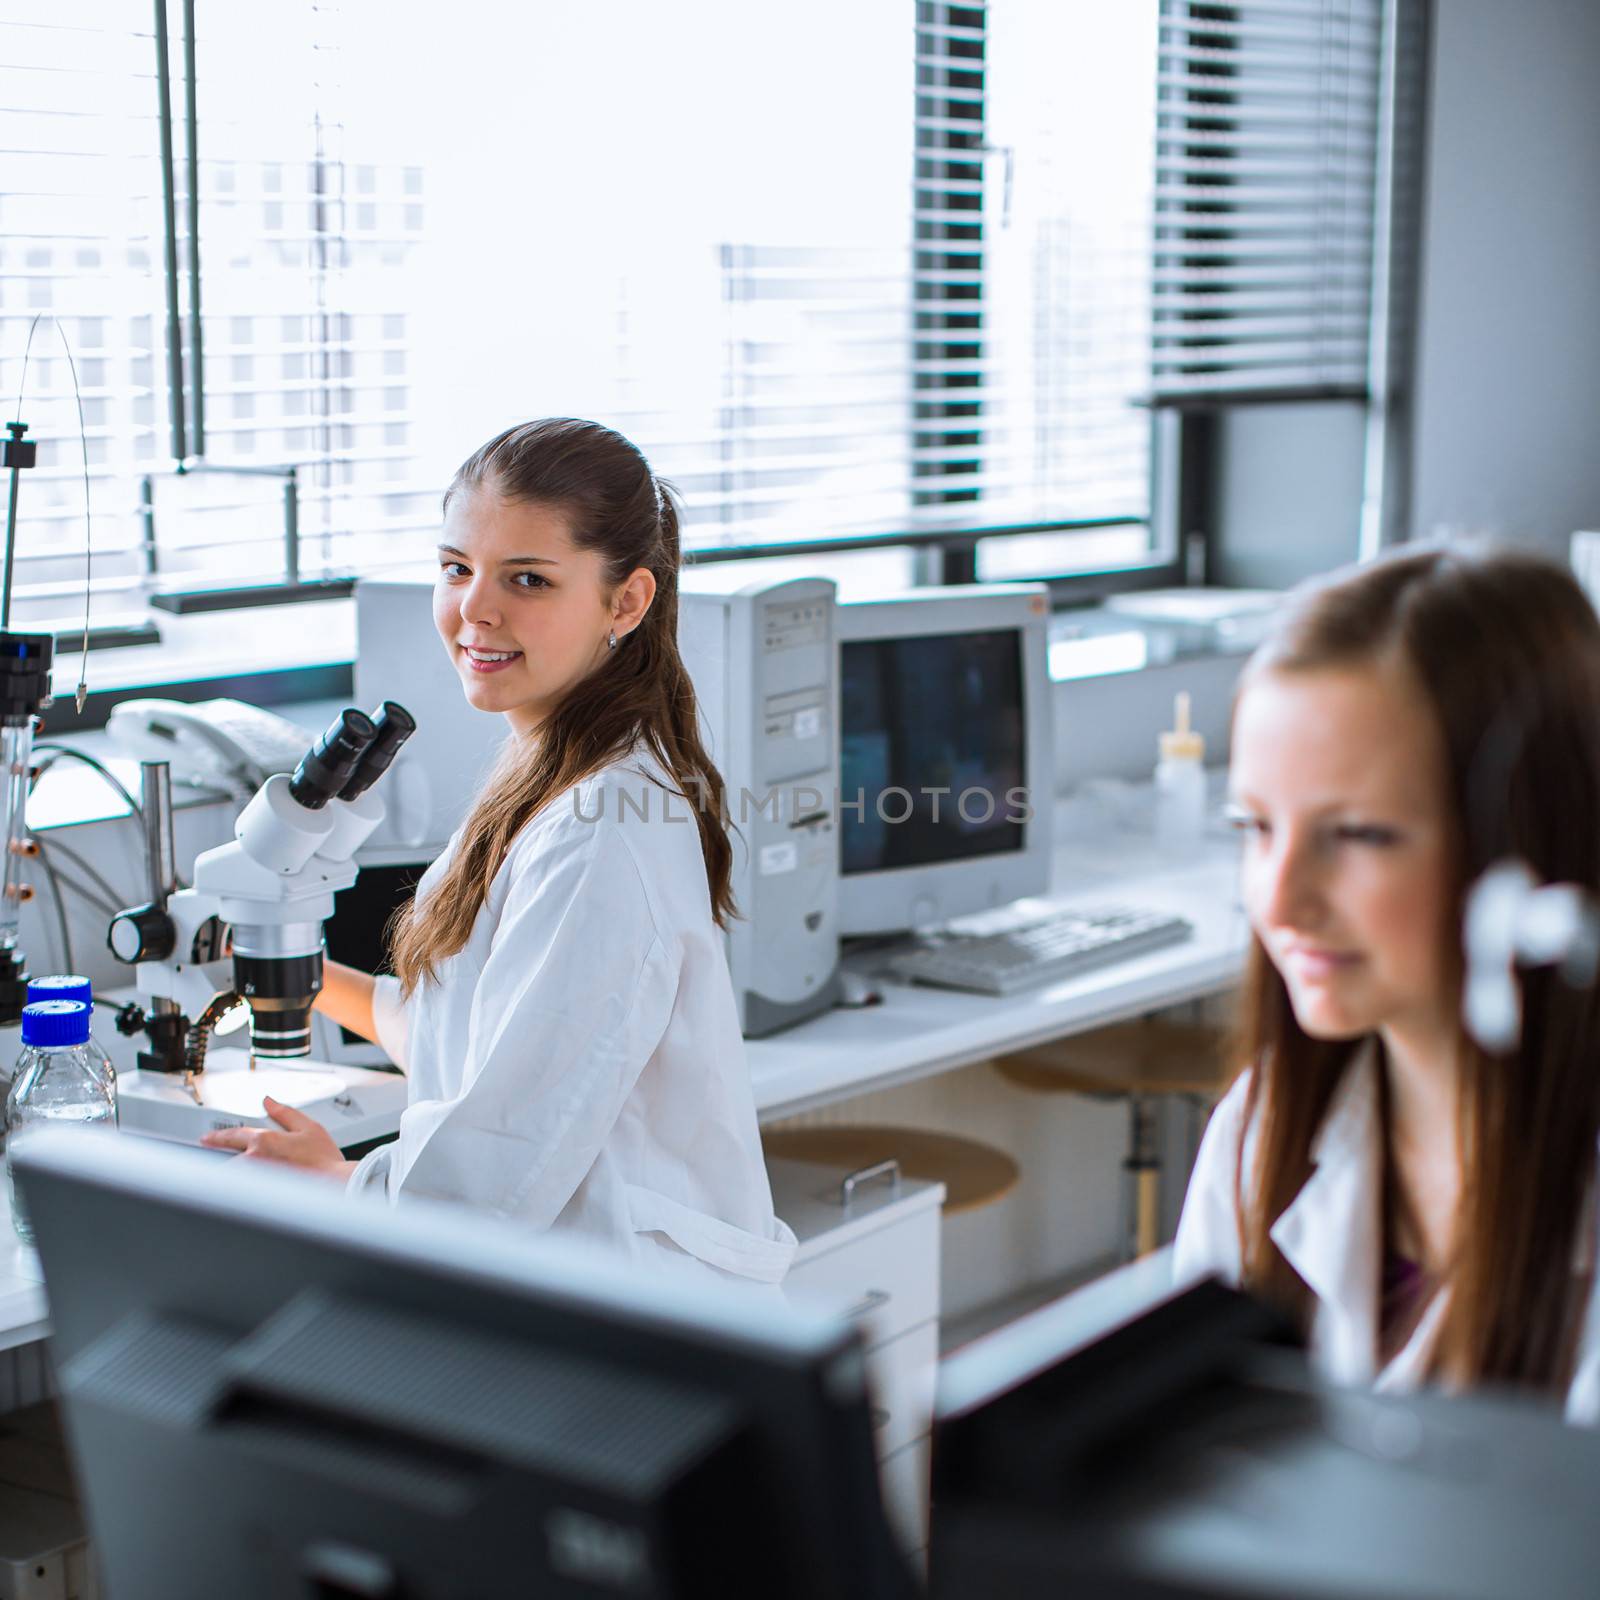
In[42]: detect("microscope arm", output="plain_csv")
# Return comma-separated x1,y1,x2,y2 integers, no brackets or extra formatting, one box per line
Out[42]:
109,701,415,1069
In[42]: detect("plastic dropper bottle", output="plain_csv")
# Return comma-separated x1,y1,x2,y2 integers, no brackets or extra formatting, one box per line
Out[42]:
1154,691,1207,850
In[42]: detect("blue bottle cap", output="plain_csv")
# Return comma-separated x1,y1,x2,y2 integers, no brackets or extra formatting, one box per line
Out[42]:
26,975,93,1011
20,999,91,1049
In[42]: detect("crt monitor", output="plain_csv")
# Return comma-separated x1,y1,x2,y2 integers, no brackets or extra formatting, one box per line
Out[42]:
836,585,1054,936
18,1131,918,1600
930,1266,1600,1599
310,573,497,1067
353,573,507,858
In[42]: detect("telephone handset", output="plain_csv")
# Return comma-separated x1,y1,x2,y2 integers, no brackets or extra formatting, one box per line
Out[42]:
106,697,319,798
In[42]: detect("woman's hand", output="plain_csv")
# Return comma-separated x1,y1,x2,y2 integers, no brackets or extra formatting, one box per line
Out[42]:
200,1096,356,1181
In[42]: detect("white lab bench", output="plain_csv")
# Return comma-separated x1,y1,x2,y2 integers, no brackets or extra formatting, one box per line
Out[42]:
749,818,1246,1121
0,807,1245,1362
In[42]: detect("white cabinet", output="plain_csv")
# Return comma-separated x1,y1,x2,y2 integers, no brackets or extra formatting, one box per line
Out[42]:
767,1156,943,1555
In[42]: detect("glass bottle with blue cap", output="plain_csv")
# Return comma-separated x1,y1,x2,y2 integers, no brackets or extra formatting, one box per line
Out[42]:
6,999,116,1245
23,974,115,1098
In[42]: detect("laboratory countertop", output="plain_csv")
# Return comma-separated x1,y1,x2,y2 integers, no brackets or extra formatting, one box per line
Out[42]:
0,799,1244,1356
0,1183,48,1355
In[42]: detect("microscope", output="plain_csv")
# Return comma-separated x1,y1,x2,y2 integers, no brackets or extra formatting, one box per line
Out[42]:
105,702,417,1147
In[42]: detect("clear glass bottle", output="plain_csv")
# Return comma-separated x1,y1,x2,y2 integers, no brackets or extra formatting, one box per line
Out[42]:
6,999,116,1246
26,974,117,1110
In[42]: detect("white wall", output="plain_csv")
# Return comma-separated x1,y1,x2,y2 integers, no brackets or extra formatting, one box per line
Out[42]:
25,800,235,996
1409,0,1600,557
1052,651,1244,791
1209,0,1600,581
1211,401,1369,589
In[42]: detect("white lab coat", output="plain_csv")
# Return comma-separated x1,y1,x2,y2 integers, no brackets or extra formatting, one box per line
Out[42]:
347,743,797,1296
1174,1040,1600,1422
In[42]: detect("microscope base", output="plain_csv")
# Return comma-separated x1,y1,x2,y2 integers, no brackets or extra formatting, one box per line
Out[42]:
116,1049,408,1150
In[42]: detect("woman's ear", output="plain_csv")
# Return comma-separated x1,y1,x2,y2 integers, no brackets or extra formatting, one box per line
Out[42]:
612,567,657,640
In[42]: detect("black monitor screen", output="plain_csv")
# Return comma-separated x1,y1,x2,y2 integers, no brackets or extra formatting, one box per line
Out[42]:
840,628,1027,875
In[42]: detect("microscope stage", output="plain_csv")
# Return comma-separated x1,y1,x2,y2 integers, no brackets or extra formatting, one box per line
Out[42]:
117,1049,407,1149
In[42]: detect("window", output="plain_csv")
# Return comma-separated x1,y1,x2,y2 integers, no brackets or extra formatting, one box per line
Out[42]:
0,8,166,622
1149,0,1386,404
3,1,1171,641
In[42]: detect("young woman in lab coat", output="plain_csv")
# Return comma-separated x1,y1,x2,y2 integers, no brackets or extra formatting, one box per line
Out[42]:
203,418,797,1295
1176,545,1600,1420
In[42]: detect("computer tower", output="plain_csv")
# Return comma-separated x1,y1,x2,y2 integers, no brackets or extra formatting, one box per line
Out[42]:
679,574,840,1036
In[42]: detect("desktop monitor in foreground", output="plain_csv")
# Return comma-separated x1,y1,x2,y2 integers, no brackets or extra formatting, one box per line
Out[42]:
836,585,1054,937
931,1268,1600,1600
19,1132,917,1600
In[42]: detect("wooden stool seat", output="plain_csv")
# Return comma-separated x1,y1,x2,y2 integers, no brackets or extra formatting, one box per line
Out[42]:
993,1019,1231,1100
761,1125,1020,1216
993,1018,1232,1259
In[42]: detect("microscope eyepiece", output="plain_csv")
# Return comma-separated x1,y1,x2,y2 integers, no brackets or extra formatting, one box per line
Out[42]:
288,708,377,810
336,700,417,802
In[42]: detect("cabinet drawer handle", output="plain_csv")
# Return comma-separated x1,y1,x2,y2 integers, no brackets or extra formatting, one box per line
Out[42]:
840,1158,901,1207
846,1288,892,1321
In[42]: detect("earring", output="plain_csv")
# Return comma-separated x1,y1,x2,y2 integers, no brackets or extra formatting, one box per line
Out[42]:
607,629,618,651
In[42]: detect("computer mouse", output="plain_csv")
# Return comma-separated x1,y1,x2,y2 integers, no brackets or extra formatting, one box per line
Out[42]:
835,970,882,1007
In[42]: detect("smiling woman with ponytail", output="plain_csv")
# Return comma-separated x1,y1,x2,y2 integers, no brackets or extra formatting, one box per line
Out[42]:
203,418,797,1297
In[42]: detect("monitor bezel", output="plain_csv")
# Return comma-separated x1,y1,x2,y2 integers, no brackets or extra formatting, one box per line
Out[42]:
19,1130,913,1600
835,584,1054,936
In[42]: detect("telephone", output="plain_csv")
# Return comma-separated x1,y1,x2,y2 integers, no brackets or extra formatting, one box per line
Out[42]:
105,697,319,798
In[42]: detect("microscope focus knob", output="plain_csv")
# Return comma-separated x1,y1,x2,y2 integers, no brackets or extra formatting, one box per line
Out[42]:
107,903,176,965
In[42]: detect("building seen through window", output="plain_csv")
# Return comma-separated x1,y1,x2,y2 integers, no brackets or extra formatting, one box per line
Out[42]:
0,1,1159,635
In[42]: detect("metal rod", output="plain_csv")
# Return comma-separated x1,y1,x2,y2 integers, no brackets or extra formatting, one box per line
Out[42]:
1359,0,1428,559
152,0,187,463
140,761,177,905
685,514,1146,565
3,464,19,630
0,721,37,960
284,466,300,584
157,460,298,480
181,0,204,457
139,473,159,575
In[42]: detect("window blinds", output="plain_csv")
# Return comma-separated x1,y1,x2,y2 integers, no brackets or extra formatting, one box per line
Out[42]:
912,1,986,520
178,3,432,590
1149,0,1385,405
911,0,1156,531
0,8,167,620
0,3,429,624
3,0,1166,630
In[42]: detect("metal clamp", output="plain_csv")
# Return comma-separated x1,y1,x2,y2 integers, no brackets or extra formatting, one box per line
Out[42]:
840,1157,901,1208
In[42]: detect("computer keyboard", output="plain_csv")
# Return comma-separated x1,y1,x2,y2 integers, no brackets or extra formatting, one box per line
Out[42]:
885,904,1194,996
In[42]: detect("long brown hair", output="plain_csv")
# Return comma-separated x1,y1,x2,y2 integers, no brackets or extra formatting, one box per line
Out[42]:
1231,545,1600,1392
389,418,734,993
